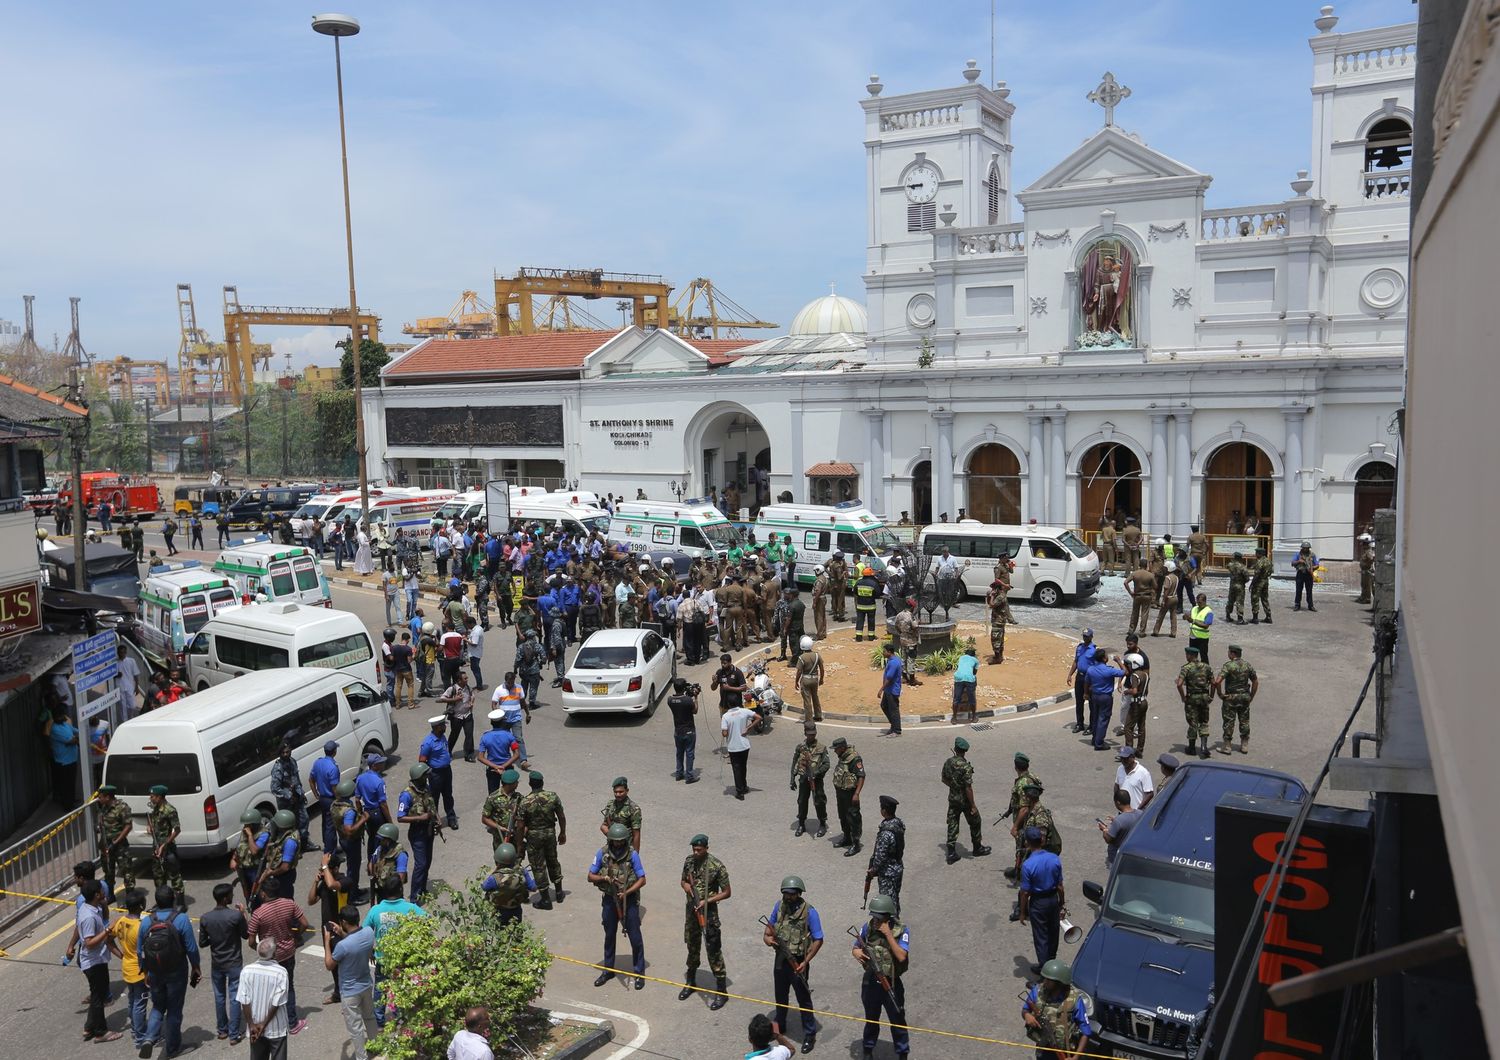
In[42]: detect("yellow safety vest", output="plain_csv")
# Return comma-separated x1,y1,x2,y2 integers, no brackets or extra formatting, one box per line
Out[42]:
1190,605,1212,640
1162,542,1176,560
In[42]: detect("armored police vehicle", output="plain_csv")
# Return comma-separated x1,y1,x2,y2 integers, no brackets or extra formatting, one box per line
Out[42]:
1072,760,1306,1058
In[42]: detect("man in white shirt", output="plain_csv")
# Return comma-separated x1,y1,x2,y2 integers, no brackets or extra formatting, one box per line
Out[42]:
116,645,142,718
237,938,289,1060
447,1006,494,1060
1112,746,1155,810
721,699,761,801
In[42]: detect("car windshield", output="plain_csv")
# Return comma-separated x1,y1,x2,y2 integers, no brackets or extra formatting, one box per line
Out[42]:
435,502,465,521
1060,530,1091,559
702,522,743,549
1104,854,1216,944
295,503,329,521
863,526,901,553
572,646,639,670
103,753,202,795
583,515,611,533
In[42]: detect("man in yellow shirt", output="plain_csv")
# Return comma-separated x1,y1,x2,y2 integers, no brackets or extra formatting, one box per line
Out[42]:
110,888,150,1049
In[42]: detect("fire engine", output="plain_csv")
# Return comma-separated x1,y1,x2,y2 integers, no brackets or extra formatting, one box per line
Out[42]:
56,471,163,517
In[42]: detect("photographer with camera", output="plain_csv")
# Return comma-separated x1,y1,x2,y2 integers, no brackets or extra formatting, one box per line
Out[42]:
667,677,702,783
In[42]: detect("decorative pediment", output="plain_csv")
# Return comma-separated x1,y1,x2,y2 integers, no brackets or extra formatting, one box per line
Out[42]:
1020,125,1209,198
583,328,712,377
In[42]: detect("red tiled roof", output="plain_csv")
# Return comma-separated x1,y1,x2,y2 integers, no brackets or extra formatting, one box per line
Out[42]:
385,331,618,379
806,462,859,477
0,373,88,417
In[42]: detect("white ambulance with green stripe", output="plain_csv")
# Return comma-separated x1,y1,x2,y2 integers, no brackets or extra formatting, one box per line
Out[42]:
212,536,332,608
753,500,901,587
608,500,745,560
137,561,242,668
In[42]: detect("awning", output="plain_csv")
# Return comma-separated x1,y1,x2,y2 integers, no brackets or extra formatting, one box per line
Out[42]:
805,462,859,477
42,586,137,616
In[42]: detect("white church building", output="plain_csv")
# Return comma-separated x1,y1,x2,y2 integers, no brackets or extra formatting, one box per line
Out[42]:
367,7,1411,560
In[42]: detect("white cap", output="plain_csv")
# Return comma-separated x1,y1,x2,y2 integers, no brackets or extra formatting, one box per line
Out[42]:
813,564,825,574
800,635,814,650
487,708,507,722
427,715,448,726
754,674,769,691
1124,653,1145,669
1165,561,1176,572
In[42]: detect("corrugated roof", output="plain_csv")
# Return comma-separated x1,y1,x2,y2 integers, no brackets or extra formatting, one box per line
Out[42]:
0,373,87,421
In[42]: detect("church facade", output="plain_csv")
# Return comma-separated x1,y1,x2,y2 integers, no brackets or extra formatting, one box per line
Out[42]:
366,8,1412,560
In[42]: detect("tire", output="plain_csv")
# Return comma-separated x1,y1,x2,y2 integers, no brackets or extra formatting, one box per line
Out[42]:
196,682,210,693
645,685,657,718
1035,583,1062,608
362,739,384,760
256,801,276,822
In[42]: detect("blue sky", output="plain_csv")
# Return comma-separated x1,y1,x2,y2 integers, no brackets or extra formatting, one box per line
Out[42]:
0,0,1414,368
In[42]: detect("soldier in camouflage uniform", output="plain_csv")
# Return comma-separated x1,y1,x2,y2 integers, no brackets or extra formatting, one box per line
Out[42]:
830,737,866,855
473,567,492,629
790,723,831,837
853,893,911,1058
1176,645,1216,758
866,795,906,913
1215,645,1260,754
368,822,409,896
145,785,186,907
1022,960,1097,1058
398,764,441,902
617,593,639,630
827,552,849,621
986,580,1008,663
678,833,731,1008
516,770,566,908
941,737,992,863
481,768,523,848
600,776,643,851
587,822,647,988
1225,552,1250,623
484,842,535,927
229,807,266,903
94,785,135,895
1249,547,1274,624
1003,752,1041,881
330,779,366,899
1022,785,1061,855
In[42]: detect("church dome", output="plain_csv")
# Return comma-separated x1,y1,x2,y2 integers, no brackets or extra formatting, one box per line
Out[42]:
789,289,868,336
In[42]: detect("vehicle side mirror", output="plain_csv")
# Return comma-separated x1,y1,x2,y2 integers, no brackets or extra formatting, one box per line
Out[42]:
1082,880,1104,904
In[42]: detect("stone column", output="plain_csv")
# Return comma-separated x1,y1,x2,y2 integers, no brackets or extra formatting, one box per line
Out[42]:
934,410,955,521
1027,412,1046,523
1048,411,1068,525
864,409,887,517
1282,406,1307,543
1172,408,1194,536
789,407,806,504
1149,412,1170,532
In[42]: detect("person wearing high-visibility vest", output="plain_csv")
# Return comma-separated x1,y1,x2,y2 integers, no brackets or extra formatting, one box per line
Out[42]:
853,567,880,642
1188,593,1215,666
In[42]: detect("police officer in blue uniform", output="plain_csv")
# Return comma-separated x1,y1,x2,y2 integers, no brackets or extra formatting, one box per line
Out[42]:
419,715,459,829
1017,825,1066,975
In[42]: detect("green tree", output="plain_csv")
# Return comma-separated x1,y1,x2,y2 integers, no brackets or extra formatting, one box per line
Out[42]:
370,875,552,1060
314,390,358,476
336,337,390,390
89,399,146,472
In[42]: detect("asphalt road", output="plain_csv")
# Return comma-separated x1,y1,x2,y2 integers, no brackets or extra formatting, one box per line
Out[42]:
1,532,1377,1059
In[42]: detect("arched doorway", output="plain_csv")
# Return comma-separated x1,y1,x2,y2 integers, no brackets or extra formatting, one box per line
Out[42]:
1078,443,1141,532
1203,443,1275,538
1353,462,1396,548
966,444,1021,524
910,460,932,525
692,406,770,516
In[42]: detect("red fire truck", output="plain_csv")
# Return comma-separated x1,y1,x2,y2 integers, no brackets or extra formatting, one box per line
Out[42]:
56,471,163,518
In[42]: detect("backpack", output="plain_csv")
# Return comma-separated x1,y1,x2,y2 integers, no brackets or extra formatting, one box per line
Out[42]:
490,867,528,908
142,911,187,975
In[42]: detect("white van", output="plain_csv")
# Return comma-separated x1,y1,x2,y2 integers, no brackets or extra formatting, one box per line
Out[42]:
433,486,570,529
290,486,414,540
101,668,395,858
366,489,457,538
511,496,611,537
186,602,381,692
755,500,902,587
918,521,1101,607
136,562,242,668
608,500,745,560
213,538,332,607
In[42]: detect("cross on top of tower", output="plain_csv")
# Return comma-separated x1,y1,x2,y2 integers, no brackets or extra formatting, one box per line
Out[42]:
1087,72,1131,126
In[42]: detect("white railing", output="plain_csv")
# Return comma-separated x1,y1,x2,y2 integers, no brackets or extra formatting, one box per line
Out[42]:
880,105,961,132
958,223,1025,256
1201,206,1289,241
1363,169,1411,199
1335,43,1416,77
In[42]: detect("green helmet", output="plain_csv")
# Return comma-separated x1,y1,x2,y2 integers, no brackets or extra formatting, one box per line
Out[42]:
239,808,263,827
494,843,518,867
606,822,631,843
272,809,297,832
335,779,356,798
377,823,400,842
409,762,430,781
867,895,896,916
780,875,806,893
1040,959,1072,985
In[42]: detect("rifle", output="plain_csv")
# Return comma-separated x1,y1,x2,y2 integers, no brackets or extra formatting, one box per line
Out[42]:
847,924,906,1020
994,806,1014,827
861,874,871,910
758,914,808,987
692,870,707,930
612,880,628,922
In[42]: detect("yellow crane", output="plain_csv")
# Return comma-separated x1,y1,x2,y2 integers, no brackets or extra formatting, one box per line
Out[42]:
176,283,234,404
402,290,498,339
91,357,171,405
494,267,671,337
221,286,376,403
656,277,778,339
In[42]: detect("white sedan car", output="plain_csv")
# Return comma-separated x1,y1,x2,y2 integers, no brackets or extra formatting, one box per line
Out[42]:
561,628,676,715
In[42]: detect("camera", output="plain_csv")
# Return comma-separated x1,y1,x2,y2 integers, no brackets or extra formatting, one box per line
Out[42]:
687,682,702,697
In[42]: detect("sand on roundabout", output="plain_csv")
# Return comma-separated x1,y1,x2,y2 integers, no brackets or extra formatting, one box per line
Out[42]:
750,620,1076,722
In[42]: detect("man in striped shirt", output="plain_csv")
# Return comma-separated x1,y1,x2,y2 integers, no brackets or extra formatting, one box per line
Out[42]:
247,877,308,1036
236,938,289,1060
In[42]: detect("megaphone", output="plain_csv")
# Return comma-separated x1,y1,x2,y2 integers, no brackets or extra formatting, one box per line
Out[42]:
1061,916,1083,945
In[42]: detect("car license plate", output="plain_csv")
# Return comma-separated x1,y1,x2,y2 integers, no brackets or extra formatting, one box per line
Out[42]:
592,683,608,695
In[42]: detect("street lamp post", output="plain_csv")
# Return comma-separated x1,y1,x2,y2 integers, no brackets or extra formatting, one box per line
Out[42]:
311,12,369,525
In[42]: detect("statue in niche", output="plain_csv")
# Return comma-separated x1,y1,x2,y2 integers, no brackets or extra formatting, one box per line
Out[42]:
1078,239,1135,348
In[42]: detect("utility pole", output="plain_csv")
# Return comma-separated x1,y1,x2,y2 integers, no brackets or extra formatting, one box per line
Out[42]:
243,393,253,480
206,379,216,477
281,386,290,476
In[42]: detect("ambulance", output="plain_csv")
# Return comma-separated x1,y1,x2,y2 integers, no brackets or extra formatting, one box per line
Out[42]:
212,536,332,607
135,561,242,668
364,489,456,537
510,493,611,537
608,499,745,560
289,486,411,540
753,500,902,587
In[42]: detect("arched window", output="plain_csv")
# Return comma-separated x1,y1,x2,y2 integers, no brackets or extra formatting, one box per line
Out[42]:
985,161,1002,225
1364,118,1411,198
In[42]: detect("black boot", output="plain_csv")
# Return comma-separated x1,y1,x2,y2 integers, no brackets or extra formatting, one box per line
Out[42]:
814,821,828,839
844,841,862,858
1263,615,1272,624
794,820,806,837
946,843,959,865
678,974,696,1001
555,884,566,903
831,834,849,848
973,843,992,856
593,971,615,987
709,978,728,1011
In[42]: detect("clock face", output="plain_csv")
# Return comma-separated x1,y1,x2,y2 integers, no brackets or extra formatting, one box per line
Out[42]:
904,163,940,204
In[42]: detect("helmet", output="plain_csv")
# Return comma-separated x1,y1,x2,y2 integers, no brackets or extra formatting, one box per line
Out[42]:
383,627,396,642
422,621,436,636
239,808,263,826
800,635,813,651
335,779,356,798
639,562,651,573
607,822,631,843
1040,959,1072,985
867,895,897,916
861,567,874,577
1124,653,1145,669
660,558,675,573
780,875,806,893
813,564,825,574
494,843,518,867
1164,561,1176,572
409,762,430,781
272,809,297,832
377,823,400,842
754,674,769,692
35,527,47,541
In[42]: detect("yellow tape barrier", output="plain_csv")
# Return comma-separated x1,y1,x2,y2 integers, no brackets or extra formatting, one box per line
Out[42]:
0,797,97,876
